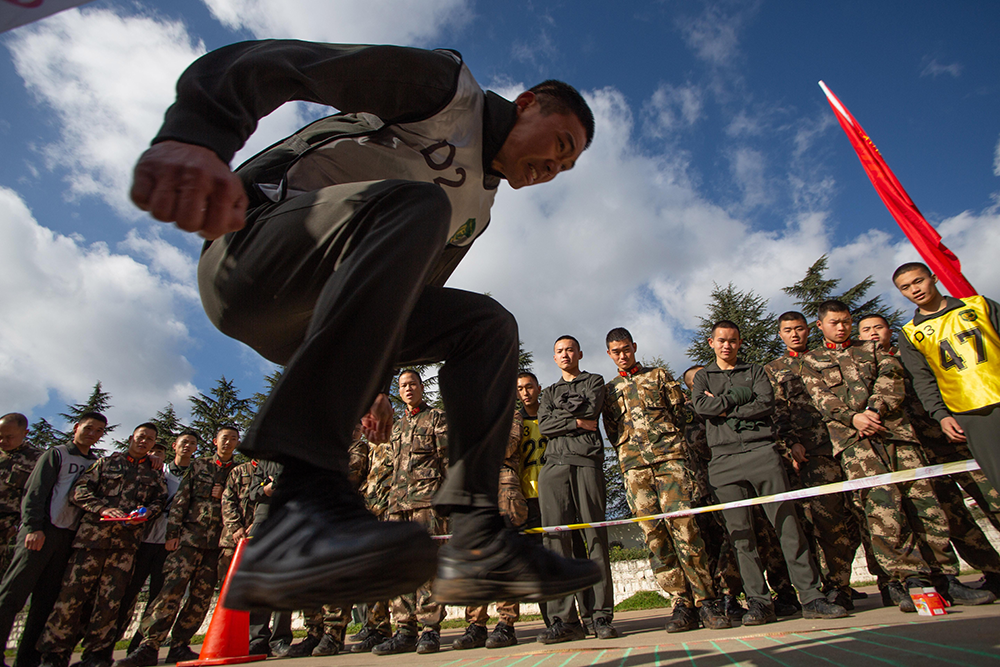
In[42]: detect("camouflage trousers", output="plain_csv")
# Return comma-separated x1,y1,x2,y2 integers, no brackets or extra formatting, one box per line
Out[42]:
302,606,352,644
623,461,715,606
388,508,447,633
839,439,955,580
796,454,860,591
361,601,391,634
139,546,224,650
0,513,18,581
36,548,136,656
465,601,518,627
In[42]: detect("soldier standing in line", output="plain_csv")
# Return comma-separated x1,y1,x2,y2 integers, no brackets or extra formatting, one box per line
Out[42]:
601,328,729,634
0,412,106,667
220,458,257,575
117,431,197,655
860,312,1000,597
114,427,239,667
37,424,167,667
451,409,527,650
764,312,862,611
0,413,41,578
537,336,616,644
372,370,449,656
799,300,992,612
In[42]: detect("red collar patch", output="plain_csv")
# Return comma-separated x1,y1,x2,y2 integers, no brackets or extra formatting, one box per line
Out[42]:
825,340,852,351
619,363,641,378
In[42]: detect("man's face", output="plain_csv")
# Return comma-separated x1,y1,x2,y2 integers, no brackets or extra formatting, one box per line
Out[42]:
173,434,197,458
214,429,239,459
778,319,810,353
606,339,637,372
517,377,541,408
492,92,587,190
554,339,583,373
859,317,892,351
398,373,424,409
129,427,157,458
0,419,26,452
894,269,939,308
708,327,741,364
818,311,853,344
73,418,105,448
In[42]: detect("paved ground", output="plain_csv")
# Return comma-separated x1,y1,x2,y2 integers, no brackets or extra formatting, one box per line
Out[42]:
161,580,1000,667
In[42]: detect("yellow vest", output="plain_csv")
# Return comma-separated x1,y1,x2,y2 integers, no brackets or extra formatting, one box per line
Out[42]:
902,295,1000,413
519,415,547,499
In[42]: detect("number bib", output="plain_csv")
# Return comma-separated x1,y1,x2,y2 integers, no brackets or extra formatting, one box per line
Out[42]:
519,416,548,499
902,295,1000,413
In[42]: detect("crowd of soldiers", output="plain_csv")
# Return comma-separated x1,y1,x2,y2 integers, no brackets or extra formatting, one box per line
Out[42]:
1,263,999,665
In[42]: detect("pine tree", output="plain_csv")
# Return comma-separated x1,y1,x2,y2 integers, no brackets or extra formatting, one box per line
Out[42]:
783,255,906,348
603,449,630,520
188,376,255,457
686,283,782,366
250,369,284,411
26,417,64,450
518,340,534,374
149,403,187,450
641,355,675,377
59,381,119,436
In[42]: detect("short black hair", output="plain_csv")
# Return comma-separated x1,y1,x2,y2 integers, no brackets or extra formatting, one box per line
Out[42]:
778,311,808,326
517,371,539,385
0,413,28,430
215,425,239,437
817,300,850,321
398,369,423,384
892,261,932,283
554,335,581,350
858,313,889,328
79,411,108,425
710,320,740,337
528,80,595,150
177,429,199,441
134,422,158,436
605,327,633,347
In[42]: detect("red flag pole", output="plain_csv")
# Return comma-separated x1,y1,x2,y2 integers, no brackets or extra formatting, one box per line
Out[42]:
818,80,976,298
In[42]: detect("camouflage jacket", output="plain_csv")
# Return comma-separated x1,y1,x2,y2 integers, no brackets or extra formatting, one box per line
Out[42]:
890,346,961,461
71,452,168,550
765,353,835,457
681,402,711,501
800,340,917,456
220,460,257,547
388,403,448,512
348,435,370,491
363,440,395,518
500,410,523,489
0,443,41,516
166,456,237,549
602,365,688,472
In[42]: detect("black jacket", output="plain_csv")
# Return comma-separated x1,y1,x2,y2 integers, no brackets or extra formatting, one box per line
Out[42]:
691,360,775,454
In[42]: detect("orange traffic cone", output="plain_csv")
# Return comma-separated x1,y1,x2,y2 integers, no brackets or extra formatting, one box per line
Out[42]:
178,539,268,666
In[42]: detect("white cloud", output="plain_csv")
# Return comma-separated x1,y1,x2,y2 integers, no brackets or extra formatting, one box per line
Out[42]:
201,0,472,44
643,83,704,136
920,57,963,79
994,135,1000,177
728,146,771,209
0,186,198,432
675,1,757,69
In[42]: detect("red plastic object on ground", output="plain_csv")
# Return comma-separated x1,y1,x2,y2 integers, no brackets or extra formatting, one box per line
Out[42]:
177,539,268,666
910,588,949,617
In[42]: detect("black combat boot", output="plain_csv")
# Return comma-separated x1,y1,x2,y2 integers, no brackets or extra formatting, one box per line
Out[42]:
664,603,698,633
451,624,488,650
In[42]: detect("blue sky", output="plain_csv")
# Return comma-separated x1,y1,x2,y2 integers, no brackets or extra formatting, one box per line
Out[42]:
2,0,999,434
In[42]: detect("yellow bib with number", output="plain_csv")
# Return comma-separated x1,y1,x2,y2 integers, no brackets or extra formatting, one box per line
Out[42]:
519,416,547,499
902,295,1000,413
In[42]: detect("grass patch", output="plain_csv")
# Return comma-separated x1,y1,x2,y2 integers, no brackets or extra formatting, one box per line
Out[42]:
614,590,671,612
609,546,650,562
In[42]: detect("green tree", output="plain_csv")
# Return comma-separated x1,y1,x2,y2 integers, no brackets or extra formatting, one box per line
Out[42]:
189,376,255,457
149,403,187,450
518,340,534,374
250,369,284,411
26,417,63,450
783,255,905,348
59,381,119,437
603,448,630,521
640,355,675,377
686,283,782,366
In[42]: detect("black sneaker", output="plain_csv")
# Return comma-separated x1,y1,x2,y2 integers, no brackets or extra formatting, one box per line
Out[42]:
594,617,619,639
163,645,197,664
286,635,321,658
351,629,390,653
802,597,848,619
371,631,418,656
415,630,441,655
38,653,69,667
348,627,369,642
224,467,437,611
772,589,801,617
435,528,601,605
825,588,854,611
664,603,698,633
247,639,271,657
270,639,292,658
721,594,745,624
312,634,342,656
451,624,488,650
698,600,732,630
886,582,916,613
485,622,518,649
536,618,586,645
742,598,777,626
938,575,996,606
112,645,158,667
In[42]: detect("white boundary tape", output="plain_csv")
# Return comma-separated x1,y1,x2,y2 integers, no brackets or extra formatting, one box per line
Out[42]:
430,458,981,540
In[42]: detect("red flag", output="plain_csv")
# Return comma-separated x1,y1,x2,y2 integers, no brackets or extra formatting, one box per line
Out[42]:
818,81,976,298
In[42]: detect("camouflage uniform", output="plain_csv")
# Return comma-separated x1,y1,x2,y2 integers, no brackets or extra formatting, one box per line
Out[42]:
219,460,258,576
681,405,742,598
465,411,525,628
137,457,237,651
37,453,167,659
387,404,448,634
766,352,861,594
800,340,955,581
0,442,41,576
602,366,715,607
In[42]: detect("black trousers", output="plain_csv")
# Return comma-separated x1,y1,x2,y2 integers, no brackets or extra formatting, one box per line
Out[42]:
0,525,74,667
198,180,517,514
955,405,1000,498
115,541,169,648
